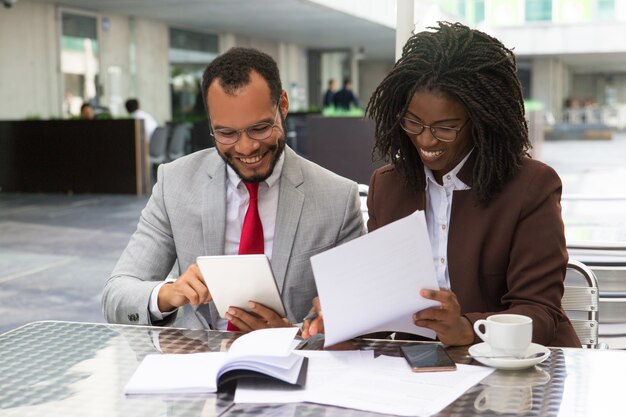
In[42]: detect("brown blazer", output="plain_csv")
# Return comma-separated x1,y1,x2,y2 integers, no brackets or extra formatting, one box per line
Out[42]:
367,155,580,347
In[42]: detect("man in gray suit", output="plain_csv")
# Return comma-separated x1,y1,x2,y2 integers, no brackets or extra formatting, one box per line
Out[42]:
102,47,365,331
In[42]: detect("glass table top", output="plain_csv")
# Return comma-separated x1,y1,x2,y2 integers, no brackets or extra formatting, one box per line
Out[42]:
1,321,626,417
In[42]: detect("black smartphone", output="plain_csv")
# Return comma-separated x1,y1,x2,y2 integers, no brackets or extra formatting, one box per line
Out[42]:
400,344,456,372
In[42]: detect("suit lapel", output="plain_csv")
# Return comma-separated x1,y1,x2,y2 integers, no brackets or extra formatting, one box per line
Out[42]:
196,151,227,327
271,147,304,292
201,151,227,256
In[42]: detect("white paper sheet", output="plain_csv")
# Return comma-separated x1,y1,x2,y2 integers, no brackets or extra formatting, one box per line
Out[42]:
310,210,440,347
308,356,494,416
236,352,493,417
235,350,374,403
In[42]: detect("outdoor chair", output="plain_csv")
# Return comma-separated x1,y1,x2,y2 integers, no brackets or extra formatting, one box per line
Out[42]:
563,259,608,349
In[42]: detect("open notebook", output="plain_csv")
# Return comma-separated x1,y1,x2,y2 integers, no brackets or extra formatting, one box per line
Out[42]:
124,327,307,395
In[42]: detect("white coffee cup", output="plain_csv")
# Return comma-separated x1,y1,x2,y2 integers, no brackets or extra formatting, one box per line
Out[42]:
473,314,532,356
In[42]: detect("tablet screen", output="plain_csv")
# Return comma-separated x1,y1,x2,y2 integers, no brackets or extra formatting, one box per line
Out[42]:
196,255,286,319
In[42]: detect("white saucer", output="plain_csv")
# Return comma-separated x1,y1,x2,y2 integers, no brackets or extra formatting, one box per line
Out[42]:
468,343,550,370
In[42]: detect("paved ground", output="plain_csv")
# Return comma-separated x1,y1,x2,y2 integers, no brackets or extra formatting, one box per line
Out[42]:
0,133,624,335
0,194,148,333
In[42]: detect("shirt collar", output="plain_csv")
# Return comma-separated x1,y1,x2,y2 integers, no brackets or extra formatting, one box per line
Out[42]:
424,147,474,190
226,150,285,190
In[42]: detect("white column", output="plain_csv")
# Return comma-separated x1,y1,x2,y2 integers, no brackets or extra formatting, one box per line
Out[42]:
396,0,415,61
219,33,237,53
350,48,360,96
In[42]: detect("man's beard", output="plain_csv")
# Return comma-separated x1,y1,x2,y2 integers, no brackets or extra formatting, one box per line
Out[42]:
218,134,286,183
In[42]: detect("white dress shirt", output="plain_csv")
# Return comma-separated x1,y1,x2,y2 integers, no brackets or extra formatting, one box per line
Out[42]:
424,149,473,289
131,109,158,143
148,152,285,326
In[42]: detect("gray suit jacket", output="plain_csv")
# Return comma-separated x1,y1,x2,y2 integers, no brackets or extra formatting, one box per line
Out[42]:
102,146,365,329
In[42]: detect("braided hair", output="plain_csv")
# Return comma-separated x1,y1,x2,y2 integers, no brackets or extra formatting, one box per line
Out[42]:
366,21,531,204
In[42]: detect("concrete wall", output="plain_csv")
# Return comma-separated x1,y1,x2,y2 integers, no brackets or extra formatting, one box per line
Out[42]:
0,1,60,119
279,43,308,111
531,58,567,120
133,18,170,124
227,35,309,111
359,59,394,110
98,13,131,118
494,22,626,56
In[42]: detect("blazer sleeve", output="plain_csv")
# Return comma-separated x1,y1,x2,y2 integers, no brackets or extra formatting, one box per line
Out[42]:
464,163,570,346
337,182,367,244
101,164,178,325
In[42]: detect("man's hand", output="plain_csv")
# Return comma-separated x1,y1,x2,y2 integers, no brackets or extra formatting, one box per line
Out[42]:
413,289,474,346
157,263,211,312
224,301,291,332
301,297,324,338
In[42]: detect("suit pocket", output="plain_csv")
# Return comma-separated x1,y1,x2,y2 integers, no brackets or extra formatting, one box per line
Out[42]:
289,241,336,265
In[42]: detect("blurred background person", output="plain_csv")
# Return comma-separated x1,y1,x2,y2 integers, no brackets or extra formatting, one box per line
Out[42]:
79,103,95,120
125,98,158,143
333,78,360,110
322,79,337,108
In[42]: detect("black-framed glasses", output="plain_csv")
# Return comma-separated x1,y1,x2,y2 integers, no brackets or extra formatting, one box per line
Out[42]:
400,117,469,143
210,102,281,145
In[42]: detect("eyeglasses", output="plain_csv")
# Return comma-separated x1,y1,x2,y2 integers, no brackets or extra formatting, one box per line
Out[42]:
210,102,281,145
400,117,469,143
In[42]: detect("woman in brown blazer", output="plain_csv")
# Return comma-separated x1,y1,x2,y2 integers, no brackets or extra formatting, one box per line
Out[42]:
304,22,580,348
365,22,579,347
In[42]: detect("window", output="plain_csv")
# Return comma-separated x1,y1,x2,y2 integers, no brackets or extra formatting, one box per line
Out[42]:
61,12,99,118
169,29,219,120
475,0,485,23
597,0,615,20
525,0,552,22
457,0,466,19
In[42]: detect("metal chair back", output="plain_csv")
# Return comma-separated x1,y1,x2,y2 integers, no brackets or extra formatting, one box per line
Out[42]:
563,259,604,348
168,123,190,161
149,126,169,164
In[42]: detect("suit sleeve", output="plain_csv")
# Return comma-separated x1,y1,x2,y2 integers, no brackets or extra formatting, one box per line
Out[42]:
101,164,178,325
366,170,378,232
336,182,366,244
464,164,570,345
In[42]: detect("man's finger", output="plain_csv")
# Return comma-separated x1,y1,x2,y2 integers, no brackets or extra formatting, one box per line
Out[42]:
248,301,281,322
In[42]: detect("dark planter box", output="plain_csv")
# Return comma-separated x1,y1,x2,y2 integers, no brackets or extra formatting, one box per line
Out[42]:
0,119,149,194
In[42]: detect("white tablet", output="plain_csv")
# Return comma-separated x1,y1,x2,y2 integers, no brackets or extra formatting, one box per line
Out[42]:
196,255,286,319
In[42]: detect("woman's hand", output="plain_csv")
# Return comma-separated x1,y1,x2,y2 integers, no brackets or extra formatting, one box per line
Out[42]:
414,289,474,346
301,297,324,338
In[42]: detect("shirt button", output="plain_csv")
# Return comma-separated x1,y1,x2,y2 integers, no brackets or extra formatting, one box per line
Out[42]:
446,175,451,180
440,257,445,264
446,192,451,197
441,224,447,230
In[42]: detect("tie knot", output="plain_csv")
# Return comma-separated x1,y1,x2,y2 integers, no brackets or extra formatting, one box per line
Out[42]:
244,181,259,200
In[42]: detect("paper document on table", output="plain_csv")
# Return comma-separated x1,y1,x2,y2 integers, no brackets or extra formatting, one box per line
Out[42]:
236,351,493,417
308,355,494,416
235,350,374,404
310,210,440,347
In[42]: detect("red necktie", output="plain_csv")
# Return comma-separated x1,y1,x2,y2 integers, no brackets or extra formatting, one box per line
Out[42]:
227,181,264,331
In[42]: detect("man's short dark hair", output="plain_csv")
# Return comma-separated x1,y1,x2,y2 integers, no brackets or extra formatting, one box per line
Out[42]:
201,47,282,112
125,99,139,113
